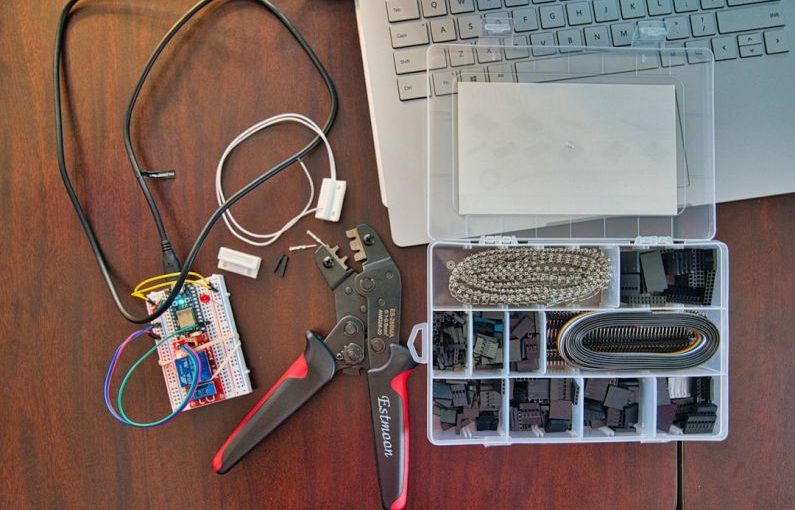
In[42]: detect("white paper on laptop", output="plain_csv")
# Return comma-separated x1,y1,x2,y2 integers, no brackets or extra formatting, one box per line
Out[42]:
457,82,678,217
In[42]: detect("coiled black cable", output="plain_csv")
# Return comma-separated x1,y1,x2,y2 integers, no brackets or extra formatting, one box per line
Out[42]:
54,0,338,323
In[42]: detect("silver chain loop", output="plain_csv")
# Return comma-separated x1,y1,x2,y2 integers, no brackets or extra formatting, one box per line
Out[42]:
448,247,612,306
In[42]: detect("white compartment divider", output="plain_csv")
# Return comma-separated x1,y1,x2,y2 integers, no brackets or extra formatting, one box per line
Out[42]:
502,311,510,376
465,310,474,378
537,312,548,375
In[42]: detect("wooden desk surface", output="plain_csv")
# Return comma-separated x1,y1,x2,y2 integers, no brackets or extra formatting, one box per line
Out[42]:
0,2,791,508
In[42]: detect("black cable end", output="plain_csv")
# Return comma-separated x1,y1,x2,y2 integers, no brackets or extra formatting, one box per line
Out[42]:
161,240,182,273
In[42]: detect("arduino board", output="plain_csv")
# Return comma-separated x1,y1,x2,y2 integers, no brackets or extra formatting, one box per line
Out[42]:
145,274,252,411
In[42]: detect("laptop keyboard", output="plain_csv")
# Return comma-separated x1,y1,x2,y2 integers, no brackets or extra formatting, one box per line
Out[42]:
387,0,790,100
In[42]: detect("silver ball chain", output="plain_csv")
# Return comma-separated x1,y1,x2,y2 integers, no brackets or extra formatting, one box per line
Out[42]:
448,247,612,306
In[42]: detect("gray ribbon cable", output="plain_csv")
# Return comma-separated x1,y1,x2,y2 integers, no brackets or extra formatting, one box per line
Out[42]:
557,311,720,370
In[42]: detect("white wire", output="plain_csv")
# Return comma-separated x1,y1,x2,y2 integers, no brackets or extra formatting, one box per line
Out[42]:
215,113,336,247
210,339,243,380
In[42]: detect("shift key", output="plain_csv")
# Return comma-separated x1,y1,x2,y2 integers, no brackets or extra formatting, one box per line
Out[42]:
717,5,785,33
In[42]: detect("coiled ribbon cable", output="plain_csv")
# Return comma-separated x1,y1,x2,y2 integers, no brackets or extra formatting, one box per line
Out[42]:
557,311,720,370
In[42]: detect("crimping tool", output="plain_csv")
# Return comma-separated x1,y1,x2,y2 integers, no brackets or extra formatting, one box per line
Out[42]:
213,224,416,510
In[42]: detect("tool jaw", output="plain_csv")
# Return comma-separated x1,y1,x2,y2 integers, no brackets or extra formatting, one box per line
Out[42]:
312,224,403,371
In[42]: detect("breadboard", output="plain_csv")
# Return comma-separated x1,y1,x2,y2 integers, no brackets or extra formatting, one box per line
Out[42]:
146,274,253,412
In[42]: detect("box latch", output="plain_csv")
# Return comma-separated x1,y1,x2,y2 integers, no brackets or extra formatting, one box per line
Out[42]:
633,235,675,246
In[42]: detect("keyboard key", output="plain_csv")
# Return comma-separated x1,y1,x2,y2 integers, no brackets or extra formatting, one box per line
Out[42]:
570,53,612,73
717,4,785,33
673,0,698,12
449,47,476,66
566,2,593,25
539,4,566,29
621,0,647,19
459,70,487,84
558,28,584,51
431,19,457,42
458,15,482,39
685,39,712,62
700,0,724,8
477,0,502,10
397,74,428,100
394,49,427,74
611,22,636,45
605,55,640,72
505,0,530,6
661,44,687,66
647,0,673,15
764,29,790,54
487,63,517,82
477,46,502,63
482,12,513,35
449,0,476,14
432,71,457,95
389,23,429,49
690,13,716,36
739,43,764,57
711,36,738,59
603,53,639,72
428,48,448,69
529,55,570,74
532,0,556,3
530,32,557,55
637,51,660,69
421,0,447,17
513,8,540,31
585,25,612,46
386,0,420,22
738,33,762,46
408,48,445,71
665,16,690,39
594,0,620,22
519,53,604,76
727,0,772,5
505,35,531,59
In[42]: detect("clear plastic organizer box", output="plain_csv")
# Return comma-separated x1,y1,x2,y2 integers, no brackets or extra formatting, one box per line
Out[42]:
404,41,729,446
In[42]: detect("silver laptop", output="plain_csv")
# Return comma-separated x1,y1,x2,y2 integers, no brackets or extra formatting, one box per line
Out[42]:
355,0,795,247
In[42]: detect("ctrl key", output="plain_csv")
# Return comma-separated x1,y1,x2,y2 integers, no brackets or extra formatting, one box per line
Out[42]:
396,74,429,101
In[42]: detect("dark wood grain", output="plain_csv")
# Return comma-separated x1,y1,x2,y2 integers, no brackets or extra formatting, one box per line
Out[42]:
682,195,795,509
5,1,774,508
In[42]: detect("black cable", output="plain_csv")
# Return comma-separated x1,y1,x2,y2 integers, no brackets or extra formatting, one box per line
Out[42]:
122,0,214,274
54,0,338,324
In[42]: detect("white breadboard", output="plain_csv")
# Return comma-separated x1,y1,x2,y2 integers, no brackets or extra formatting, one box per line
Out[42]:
146,274,253,412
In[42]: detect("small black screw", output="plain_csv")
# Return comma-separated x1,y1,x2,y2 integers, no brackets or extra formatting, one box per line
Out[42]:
362,233,375,246
322,256,334,268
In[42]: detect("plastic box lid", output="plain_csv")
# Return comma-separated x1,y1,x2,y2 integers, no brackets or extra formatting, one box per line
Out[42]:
426,43,715,243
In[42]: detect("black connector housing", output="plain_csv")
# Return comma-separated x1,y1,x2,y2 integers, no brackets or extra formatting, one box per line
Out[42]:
160,240,181,273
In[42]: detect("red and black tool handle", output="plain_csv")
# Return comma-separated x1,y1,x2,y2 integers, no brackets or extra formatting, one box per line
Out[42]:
367,344,417,510
213,331,336,474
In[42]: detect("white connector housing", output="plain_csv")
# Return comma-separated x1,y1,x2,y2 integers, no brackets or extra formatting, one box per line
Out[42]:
217,247,261,279
314,178,346,222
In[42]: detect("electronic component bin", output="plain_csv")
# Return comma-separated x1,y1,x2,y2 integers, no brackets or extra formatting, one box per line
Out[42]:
404,42,729,446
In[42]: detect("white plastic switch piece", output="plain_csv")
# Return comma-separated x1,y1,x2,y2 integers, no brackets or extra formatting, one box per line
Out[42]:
217,247,261,279
314,178,347,222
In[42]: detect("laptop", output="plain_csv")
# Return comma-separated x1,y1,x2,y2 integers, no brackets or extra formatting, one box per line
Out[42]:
355,0,795,247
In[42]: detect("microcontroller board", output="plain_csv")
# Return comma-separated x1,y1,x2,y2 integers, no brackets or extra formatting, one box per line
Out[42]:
145,274,252,411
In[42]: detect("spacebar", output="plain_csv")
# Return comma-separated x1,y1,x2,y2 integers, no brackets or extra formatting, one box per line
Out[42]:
717,4,786,33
